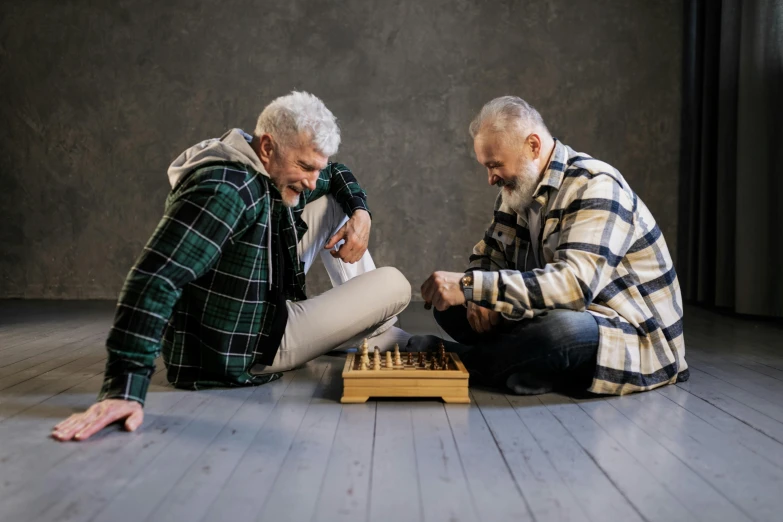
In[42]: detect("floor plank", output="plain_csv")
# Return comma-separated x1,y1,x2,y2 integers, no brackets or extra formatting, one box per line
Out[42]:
576,397,751,522
506,394,644,522
676,368,783,436
410,401,479,522
535,394,697,522
254,363,345,522
0,357,107,422
657,384,783,468
369,401,423,522
51,373,296,522
471,388,590,522
198,361,331,522
312,401,376,522
0,384,194,520
610,392,783,521
444,400,531,522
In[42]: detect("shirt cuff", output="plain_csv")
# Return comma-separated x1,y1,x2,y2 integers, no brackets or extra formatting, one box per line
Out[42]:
97,373,150,406
470,270,499,308
342,196,372,219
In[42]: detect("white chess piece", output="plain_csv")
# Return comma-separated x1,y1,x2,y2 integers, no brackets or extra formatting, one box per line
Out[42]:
360,339,370,367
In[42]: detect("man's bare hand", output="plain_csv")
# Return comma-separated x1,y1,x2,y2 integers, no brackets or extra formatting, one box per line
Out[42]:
467,301,502,333
421,271,466,311
52,399,144,442
324,209,371,264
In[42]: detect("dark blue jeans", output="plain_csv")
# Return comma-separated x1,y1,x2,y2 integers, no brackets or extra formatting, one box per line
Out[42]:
410,306,600,395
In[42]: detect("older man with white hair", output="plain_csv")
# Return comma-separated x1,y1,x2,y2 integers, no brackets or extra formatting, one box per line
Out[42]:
418,96,688,396
53,91,411,441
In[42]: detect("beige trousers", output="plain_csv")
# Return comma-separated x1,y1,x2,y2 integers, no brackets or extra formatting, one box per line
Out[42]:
251,196,411,374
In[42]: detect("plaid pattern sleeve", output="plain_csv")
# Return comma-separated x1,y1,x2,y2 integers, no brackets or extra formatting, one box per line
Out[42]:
98,179,247,405
470,176,636,318
304,162,371,217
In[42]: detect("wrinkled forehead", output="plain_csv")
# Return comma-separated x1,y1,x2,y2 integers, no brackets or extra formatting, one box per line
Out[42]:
284,132,329,169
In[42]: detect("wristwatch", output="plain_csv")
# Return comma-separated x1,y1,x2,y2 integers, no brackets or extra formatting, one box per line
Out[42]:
460,273,474,302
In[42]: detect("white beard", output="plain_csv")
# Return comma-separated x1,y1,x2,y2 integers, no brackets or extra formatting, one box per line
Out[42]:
281,190,301,208
501,161,541,214
271,180,302,207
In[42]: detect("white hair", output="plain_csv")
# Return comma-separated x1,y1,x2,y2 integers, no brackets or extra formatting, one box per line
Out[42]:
254,91,341,157
469,96,550,140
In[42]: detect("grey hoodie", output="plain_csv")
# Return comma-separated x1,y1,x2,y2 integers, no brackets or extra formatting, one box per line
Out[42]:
166,128,269,188
166,128,296,290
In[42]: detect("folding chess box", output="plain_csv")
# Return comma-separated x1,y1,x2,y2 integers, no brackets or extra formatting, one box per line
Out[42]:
340,350,470,404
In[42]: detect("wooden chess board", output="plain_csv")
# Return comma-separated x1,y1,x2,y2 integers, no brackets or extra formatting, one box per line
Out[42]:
340,351,470,404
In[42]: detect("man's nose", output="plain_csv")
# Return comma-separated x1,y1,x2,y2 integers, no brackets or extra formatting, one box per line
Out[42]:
302,175,317,191
488,173,500,186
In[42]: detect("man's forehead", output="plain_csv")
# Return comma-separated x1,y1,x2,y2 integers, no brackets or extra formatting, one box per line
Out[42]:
291,141,329,169
474,134,504,161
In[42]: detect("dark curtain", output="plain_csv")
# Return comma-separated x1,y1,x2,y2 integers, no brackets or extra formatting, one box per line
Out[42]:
678,0,783,317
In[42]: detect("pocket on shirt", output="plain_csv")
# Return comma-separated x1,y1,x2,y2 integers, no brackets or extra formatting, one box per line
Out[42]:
490,224,516,245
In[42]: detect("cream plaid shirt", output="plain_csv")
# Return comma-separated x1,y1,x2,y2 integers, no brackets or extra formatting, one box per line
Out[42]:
467,140,688,395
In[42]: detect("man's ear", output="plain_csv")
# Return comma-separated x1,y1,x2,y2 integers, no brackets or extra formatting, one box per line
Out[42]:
258,134,275,163
527,134,542,159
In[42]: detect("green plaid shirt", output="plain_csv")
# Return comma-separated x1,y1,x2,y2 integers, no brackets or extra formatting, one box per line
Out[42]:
99,160,369,405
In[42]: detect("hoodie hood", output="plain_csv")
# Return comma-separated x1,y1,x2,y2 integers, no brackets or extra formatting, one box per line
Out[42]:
167,128,269,188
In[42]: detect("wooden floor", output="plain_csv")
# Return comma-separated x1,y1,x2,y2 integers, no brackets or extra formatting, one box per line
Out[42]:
1,301,782,522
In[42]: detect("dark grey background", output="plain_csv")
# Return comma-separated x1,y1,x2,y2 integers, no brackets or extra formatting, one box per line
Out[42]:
0,0,682,300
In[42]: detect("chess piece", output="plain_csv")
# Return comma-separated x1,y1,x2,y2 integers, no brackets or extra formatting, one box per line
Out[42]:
393,344,403,367
407,352,413,365
418,352,425,367
360,339,370,367
373,347,381,370
385,350,393,368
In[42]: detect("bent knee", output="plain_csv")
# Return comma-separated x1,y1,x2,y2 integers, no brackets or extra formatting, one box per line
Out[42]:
534,310,599,346
374,266,412,312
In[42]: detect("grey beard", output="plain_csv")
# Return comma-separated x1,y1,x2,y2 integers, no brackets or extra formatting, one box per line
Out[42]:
501,175,538,213
271,179,301,208
501,162,541,213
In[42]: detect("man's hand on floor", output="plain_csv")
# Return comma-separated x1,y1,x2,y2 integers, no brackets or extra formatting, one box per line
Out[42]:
52,399,143,442
325,209,371,263
467,301,502,333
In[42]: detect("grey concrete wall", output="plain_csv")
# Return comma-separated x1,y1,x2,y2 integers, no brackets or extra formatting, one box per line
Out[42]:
0,0,682,300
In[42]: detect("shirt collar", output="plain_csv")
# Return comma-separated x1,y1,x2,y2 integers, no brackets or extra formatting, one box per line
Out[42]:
532,138,568,202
